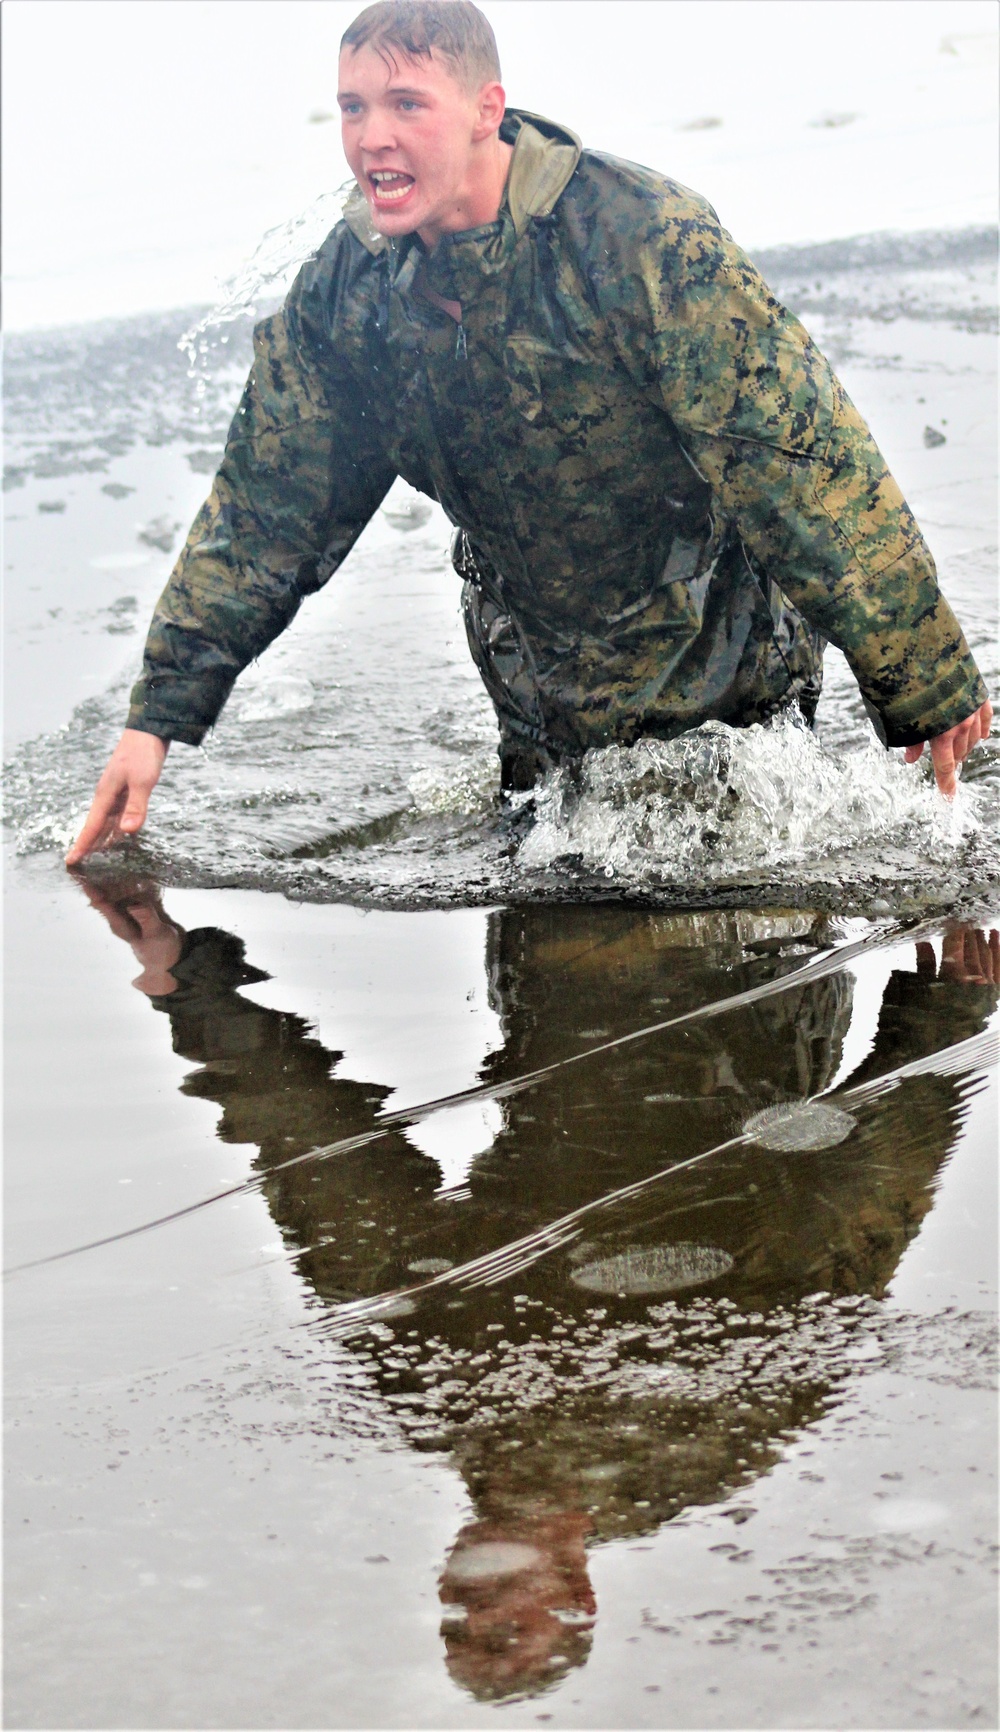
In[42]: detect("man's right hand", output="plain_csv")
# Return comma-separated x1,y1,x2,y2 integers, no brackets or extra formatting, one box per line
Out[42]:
65,729,169,865
904,698,993,799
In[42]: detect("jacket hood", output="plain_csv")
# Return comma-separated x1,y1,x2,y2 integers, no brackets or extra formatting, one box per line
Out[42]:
342,109,582,255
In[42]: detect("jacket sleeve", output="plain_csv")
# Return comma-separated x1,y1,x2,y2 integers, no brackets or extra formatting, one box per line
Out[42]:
598,186,987,747
127,232,397,745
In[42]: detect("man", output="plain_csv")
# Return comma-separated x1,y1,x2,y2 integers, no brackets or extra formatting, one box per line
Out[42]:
67,0,991,865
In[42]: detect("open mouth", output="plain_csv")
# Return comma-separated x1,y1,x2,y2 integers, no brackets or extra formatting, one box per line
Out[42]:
369,170,415,205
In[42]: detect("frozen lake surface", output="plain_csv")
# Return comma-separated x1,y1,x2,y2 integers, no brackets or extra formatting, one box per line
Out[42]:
4,879,997,1727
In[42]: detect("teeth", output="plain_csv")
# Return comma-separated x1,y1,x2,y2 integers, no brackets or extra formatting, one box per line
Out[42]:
371,175,412,201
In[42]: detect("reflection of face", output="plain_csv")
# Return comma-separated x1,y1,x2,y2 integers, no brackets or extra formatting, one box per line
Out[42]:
338,44,495,246
440,1512,595,1701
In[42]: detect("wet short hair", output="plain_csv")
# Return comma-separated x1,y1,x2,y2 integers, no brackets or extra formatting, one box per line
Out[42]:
341,1,502,92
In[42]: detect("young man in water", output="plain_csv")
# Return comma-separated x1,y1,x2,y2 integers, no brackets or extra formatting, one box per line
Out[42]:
67,0,991,864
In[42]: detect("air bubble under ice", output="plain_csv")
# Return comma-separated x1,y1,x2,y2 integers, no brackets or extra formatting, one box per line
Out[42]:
570,1243,735,1295
743,1100,859,1152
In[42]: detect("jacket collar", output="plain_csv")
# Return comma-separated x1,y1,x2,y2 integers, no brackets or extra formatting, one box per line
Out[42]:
341,109,581,258
502,109,582,237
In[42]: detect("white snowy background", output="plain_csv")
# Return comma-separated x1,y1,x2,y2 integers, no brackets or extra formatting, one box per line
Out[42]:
3,0,997,331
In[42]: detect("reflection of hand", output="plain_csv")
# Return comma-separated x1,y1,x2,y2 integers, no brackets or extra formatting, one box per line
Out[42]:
65,728,169,864
74,877,184,996
916,927,1000,987
904,698,992,799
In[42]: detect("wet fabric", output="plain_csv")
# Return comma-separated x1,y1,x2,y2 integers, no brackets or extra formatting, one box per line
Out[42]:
127,111,986,756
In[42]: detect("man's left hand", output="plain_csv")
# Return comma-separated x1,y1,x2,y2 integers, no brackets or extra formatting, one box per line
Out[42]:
905,698,993,798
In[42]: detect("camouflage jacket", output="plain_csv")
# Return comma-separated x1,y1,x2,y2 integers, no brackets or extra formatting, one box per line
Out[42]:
128,110,986,753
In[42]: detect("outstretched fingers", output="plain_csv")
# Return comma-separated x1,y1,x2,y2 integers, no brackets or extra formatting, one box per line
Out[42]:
929,730,960,799
118,777,154,837
939,926,1000,986
65,771,130,865
65,730,169,865
905,699,993,800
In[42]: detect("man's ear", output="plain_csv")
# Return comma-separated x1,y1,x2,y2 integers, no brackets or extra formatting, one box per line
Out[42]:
473,80,506,139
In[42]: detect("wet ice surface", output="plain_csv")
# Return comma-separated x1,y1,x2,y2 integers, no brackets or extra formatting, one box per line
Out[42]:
3,230,999,1726
4,229,999,917
4,882,997,1727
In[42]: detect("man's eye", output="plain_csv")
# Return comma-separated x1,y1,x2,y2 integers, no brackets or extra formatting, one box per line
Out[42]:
398,100,420,112
341,102,363,116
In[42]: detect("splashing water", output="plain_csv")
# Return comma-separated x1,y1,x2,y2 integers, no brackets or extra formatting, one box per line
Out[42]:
408,750,501,818
177,181,357,379
5,692,991,916
516,715,980,884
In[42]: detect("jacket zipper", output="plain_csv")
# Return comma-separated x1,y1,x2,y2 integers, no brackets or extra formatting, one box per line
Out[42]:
450,311,545,729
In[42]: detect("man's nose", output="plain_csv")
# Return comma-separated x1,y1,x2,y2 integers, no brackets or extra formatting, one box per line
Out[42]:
357,108,398,155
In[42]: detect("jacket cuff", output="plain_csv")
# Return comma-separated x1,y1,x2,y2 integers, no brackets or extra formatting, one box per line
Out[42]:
125,715,207,747
127,668,235,746
867,660,988,749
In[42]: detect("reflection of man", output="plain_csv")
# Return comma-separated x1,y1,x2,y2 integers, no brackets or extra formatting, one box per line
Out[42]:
81,878,998,1701
67,0,991,866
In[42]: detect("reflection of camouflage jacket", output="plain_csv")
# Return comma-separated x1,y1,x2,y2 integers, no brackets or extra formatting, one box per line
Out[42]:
151,906,995,1317
128,111,985,752
148,906,996,1551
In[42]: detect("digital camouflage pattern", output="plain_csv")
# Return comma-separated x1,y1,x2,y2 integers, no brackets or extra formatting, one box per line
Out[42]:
128,111,986,769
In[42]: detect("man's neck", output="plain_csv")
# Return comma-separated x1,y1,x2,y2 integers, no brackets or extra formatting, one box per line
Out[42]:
417,137,514,251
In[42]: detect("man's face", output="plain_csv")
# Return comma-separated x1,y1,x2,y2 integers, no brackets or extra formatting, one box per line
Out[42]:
338,44,495,246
